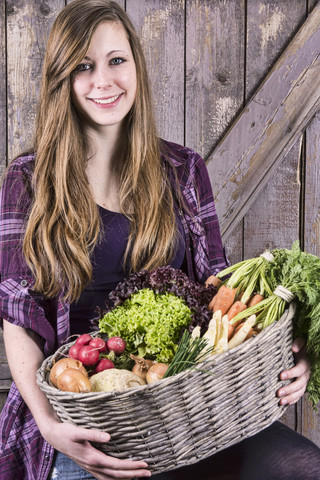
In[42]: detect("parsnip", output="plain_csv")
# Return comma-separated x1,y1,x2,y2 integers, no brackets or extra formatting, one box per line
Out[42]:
213,315,229,354
228,314,256,349
198,310,221,360
191,325,201,339
203,311,221,347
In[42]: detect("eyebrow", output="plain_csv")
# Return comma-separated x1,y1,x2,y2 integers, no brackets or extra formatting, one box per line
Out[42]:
84,50,127,61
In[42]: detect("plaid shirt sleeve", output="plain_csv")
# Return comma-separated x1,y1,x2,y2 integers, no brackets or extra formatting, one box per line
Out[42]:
0,156,56,354
0,156,56,480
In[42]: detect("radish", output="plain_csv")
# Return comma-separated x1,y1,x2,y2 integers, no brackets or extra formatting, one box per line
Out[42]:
78,345,100,366
75,333,92,346
93,358,114,374
106,336,126,355
89,337,107,353
68,343,83,360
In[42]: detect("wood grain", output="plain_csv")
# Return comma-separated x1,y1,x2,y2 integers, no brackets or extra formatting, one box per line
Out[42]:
126,0,185,144
207,1,320,241
6,0,64,161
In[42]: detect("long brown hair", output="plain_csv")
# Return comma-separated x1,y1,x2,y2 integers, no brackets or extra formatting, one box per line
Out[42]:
23,0,178,301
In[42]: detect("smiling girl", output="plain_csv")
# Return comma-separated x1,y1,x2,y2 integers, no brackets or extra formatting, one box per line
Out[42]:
0,1,319,480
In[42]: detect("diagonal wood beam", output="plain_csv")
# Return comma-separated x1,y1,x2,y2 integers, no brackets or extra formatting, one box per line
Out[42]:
207,1,320,241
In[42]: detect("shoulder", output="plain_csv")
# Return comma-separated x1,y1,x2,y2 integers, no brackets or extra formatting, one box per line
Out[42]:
3,154,35,190
160,139,209,187
160,139,203,168
5,153,35,177
1,153,35,209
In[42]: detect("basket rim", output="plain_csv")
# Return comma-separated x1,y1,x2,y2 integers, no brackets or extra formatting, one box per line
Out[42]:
36,302,295,400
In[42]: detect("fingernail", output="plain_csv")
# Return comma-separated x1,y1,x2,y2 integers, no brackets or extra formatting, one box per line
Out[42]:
281,398,287,405
100,432,109,441
281,372,287,380
278,389,285,396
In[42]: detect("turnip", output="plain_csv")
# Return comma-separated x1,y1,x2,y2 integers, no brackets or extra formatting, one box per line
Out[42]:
106,336,126,355
75,333,92,346
89,337,107,353
78,345,100,366
93,358,114,374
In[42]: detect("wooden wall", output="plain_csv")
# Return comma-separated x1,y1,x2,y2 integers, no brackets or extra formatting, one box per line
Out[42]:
1,0,320,446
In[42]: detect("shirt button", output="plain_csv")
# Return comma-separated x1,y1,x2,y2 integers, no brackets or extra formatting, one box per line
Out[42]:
20,279,28,287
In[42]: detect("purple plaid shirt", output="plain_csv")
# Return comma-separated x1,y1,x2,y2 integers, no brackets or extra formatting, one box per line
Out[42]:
0,139,228,479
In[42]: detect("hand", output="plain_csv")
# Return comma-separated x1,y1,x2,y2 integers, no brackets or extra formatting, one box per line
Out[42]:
41,419,151,479
277,337,311,406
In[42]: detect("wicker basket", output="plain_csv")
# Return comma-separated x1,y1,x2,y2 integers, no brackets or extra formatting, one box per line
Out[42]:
36,302,295,474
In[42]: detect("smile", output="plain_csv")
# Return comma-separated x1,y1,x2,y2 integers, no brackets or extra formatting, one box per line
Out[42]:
91,95,121,105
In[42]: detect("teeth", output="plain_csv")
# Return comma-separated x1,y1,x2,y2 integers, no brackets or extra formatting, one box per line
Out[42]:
92,95,120,104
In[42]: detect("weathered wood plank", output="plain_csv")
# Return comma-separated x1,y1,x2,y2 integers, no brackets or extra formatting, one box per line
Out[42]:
0,0,6,176
185,0,245,266
207,2,320,241
6,0,64,161
126,0,185,144
185,0,245,158
301,110,320,442
243,0,304,252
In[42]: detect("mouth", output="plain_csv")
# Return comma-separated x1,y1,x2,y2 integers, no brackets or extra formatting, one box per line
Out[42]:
90,94,121,105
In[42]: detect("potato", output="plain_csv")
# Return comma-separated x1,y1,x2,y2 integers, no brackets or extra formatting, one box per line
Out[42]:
90,368,147,392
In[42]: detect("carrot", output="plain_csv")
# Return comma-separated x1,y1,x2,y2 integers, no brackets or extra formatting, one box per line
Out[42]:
226,300,247,326
247,293,264,307
205,275,223,288
227,323,235,340
212,285,236,316
208,294,217,311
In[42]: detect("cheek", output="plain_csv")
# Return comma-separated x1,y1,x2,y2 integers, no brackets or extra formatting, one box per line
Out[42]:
71,76,88,100
125,69,137,100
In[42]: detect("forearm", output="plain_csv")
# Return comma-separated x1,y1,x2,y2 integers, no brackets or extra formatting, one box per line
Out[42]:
3,319,58,436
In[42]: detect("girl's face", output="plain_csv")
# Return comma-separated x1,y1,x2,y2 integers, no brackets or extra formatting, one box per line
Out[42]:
71,21,137,135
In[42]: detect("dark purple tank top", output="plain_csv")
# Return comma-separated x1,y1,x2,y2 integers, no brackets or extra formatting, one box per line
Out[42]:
69,205,186,335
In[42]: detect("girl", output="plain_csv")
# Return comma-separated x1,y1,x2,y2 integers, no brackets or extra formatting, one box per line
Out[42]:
0,1,316,479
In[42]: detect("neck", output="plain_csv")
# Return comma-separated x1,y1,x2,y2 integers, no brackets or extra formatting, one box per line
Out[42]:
85,125,124,213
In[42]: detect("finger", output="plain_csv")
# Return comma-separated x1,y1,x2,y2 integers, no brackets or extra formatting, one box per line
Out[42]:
291,337,305,353
279,386,306,406
280,358,310,381
278,374,308,397
69,426,111,444
98,468,150,478
83,464,150,479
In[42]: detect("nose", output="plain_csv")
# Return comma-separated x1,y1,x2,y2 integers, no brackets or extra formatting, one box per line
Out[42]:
94,66,113,89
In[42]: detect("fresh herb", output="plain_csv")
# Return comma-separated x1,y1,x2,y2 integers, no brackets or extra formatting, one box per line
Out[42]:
163,330,211,378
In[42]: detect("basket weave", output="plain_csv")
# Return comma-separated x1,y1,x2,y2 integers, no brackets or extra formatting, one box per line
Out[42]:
36,303,295,474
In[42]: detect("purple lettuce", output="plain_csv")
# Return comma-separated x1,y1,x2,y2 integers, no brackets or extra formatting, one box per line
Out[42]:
105,266,217,332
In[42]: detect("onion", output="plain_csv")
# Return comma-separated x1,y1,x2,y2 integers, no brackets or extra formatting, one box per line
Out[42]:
56,368,91,393
49,358,87,387
146,363,169,384
130,354,155,380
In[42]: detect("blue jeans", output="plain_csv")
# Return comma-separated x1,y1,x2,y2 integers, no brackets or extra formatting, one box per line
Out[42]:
48,451,96,479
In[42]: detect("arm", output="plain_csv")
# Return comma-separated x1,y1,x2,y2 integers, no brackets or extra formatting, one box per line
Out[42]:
3,319,151,479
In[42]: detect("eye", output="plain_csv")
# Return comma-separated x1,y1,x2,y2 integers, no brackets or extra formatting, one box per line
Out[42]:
110,57,126,66
73,63,92,73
